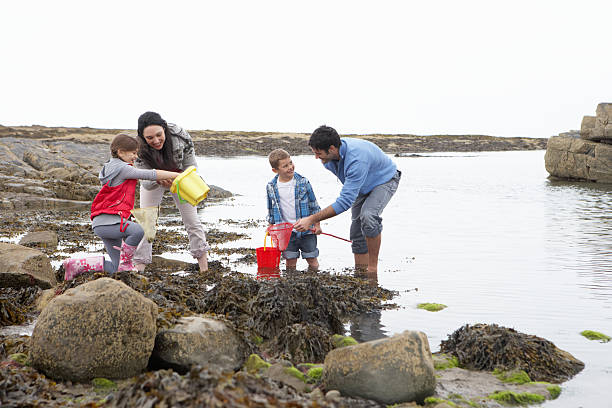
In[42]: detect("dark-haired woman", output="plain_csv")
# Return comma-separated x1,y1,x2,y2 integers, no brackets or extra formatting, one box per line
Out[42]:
133,112,210,272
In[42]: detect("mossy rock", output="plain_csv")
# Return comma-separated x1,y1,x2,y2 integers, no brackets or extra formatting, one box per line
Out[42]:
547,385,561,399
433,353,459,370
580,330,611,343
245,354,271,374
91,378,117,392
424,396,457,406
283,366,306,382
8,353,29,366
417,302,447,312
493,368,531,384
306,366,323,381
331,334,358,348
489,390,545,405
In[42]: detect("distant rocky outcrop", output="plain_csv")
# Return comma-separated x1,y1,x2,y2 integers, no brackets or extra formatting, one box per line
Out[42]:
0,128,232,210
545,103,612,182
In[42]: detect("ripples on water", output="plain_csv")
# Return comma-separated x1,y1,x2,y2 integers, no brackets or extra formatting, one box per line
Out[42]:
199,151,611,406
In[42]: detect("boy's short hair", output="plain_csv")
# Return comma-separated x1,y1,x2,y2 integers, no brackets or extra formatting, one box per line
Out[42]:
309,125,341,152
268,148,291,169
110,133,139,158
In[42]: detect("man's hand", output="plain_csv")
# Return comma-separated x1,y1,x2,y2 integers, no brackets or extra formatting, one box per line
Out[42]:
158,179,173,188
311,223,322,234
294,215,314,232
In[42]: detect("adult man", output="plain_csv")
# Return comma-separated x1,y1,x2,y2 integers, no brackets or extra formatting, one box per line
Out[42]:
294,125,401,274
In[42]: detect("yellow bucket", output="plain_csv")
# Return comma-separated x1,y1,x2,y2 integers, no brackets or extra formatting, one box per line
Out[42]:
170,166,210,206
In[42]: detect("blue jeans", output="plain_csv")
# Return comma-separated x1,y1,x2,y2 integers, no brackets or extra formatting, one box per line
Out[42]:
350,170,401,254
283,232,319,259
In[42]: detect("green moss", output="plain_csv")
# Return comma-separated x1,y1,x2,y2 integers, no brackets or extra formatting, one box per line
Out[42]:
493,368,532,384
306,366,323,381
489,391,545,405
284,366,306,382
547,385,561,399
417,303,447,312
434,354,460,370
580,330,611,343
424,397,456,406
252,335,264,345
91,378,117,392
331,334,358,348
245,354,271,373
8,353,28,365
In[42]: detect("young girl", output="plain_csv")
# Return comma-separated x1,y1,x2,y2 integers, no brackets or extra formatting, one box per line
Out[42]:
63,134,180,278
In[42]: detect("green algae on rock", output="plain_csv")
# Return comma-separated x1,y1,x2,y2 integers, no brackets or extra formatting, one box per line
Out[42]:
489,390,546,405
331,334,358,348
244,354,271,374
493,368,532,384
580,330,611,343
418,302,447,312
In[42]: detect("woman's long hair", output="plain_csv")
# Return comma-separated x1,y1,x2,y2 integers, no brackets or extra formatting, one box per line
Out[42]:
137,111,178,171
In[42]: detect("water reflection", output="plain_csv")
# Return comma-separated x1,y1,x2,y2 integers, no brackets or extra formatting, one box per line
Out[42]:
349,270,388,342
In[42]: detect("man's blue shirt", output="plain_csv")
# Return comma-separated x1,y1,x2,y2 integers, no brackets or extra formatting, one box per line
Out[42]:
324,138,397,214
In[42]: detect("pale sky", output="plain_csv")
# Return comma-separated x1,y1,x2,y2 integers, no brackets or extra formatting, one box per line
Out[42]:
2,0,611,138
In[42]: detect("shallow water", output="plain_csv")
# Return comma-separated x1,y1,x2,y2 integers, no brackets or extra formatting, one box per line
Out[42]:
2,150,609,406
196,151,611,407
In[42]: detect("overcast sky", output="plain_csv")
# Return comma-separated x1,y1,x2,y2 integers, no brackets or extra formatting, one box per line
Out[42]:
2,0,611,138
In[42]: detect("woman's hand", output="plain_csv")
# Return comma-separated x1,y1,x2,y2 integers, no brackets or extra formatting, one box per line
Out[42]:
158,179,173,188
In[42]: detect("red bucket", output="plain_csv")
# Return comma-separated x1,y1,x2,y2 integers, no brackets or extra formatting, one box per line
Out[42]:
267,222,294,251
256,233,281,268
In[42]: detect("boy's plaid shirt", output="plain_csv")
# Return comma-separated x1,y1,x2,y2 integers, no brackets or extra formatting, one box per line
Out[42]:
266,172,320,237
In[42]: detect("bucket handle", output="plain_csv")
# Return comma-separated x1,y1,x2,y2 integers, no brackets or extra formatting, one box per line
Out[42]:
263,231,273,251
175,182,188,204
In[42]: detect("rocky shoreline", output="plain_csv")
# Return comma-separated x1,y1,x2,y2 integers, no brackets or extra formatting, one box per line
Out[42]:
1,125,585,407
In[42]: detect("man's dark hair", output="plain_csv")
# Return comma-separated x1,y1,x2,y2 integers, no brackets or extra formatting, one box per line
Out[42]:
136,111,177,171
308,125,341,152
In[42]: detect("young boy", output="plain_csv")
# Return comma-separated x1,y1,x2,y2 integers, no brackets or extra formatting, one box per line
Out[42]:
266,148,321,271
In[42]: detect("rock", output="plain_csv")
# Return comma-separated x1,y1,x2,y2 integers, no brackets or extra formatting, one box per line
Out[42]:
544,135,612,183
29,278,157,382
265,363,308,392
581,116,597,140
150,315,247,373
325,390,341,401
322,330,436,405
207,184,233,199
0,242,56,289
18,231,58,250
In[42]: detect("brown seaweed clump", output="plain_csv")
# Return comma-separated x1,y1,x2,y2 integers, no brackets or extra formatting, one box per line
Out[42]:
108,365,381,408
0,287,41,326
271,323,334,363
439,323,585,383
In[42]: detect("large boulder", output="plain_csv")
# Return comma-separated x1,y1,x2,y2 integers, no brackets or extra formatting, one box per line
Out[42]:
150,315,247,373
322,330,435,405
29,278,157,382
544,135,612,183
0,242,56,289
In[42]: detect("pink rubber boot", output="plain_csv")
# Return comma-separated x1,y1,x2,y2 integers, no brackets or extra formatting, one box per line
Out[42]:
63,255,104,281
117,241,138,272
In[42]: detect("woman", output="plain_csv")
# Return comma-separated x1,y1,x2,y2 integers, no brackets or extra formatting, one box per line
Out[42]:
133,111,210,272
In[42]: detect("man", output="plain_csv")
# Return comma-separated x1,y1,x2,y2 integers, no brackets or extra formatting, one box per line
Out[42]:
294,125,401,274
